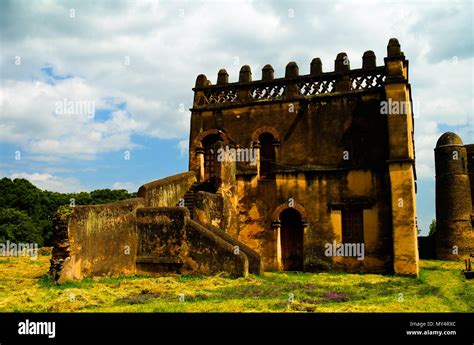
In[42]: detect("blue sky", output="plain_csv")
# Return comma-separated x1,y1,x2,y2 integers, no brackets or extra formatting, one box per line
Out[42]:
0,0,472,235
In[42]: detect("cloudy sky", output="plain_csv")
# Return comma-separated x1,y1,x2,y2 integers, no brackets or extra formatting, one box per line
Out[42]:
0,0,472,234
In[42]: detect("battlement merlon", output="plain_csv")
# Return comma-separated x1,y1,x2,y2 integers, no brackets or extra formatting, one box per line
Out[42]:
191,38,409,110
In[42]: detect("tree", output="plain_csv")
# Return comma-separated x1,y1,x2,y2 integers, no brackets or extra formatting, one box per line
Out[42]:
0,177,136,246
90,189,131,204
0,208,44,246
429,220,436,236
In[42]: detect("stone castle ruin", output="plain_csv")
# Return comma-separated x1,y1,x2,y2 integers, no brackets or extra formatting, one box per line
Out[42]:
51,38,447,282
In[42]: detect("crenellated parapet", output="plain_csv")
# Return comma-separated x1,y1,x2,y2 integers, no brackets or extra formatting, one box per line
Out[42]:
191,40,409,109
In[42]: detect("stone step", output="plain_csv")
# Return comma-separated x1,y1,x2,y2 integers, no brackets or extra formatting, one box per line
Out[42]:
176,183,202,219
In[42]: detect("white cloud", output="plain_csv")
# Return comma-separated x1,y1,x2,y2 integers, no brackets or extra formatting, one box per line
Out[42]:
10,172,83,193
412,58,472,126
414,120,440,180
0,79,143,159
177,139,189,158
1,1,471,160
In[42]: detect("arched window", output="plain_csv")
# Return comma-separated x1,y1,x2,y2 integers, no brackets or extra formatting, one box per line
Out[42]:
202,134,223,182
259,132,275,179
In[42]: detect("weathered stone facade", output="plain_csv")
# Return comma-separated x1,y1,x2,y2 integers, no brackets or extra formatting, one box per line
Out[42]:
188,38,418,276
51,38,421,281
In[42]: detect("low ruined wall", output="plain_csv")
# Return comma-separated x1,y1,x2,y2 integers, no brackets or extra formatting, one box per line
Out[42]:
135,207,249,277
137,171,196,207
51,198,145,283
184,220,248,277
136,207,187,273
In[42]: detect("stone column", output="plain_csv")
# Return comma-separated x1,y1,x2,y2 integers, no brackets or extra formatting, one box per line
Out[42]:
195,147,205,182
272,220,282,271
384,38,419,277
252,141,261,179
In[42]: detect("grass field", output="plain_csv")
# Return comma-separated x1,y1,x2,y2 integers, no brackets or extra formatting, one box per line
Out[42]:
0,256,472,312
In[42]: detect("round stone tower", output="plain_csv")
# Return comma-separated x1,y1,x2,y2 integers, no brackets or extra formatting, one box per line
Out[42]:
435,132,474,260
465,144,474,211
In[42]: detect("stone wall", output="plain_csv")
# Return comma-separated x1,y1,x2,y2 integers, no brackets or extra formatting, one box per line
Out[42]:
51,198,145,283
52,198,254,281
232,170,393,273
198,221,263,275
50,171,204,282
193,191,226,228
193,191,262,274
136,207,187,273
136,207,250,277
138,171,197,207
465,144,474,210
184,219,248,277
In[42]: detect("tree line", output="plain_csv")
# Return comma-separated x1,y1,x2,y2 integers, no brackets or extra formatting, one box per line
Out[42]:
0,178,136,247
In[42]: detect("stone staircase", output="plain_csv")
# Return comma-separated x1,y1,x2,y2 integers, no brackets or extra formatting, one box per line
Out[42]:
179,182,199,218
136,207,257,277
50,171,261,281
134,180,263,276
177,181,217,219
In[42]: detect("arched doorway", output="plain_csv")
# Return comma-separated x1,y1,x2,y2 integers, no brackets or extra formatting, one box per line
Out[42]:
259,132,275,179
202,134,223,183
280,208,304,271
